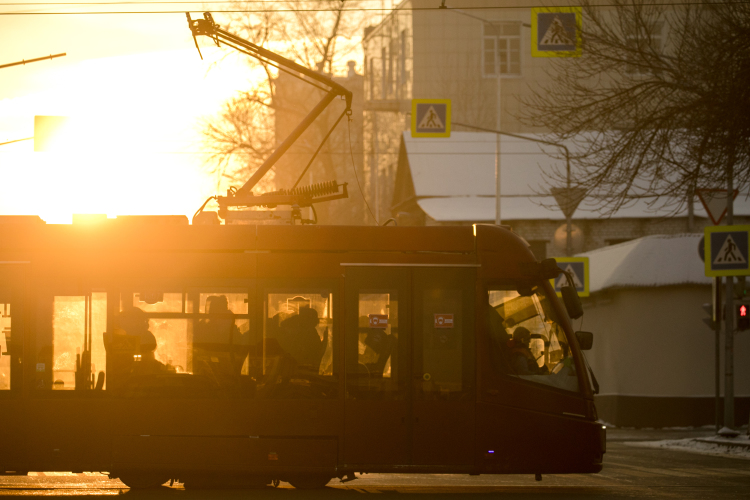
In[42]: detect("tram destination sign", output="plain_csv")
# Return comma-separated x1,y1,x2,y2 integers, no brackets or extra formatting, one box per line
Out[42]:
551,257,589,298
704,225,750,277
368,314,388,328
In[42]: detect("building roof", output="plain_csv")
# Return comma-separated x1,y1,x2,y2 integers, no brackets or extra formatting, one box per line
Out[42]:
578,233,710,293
400,131,750,222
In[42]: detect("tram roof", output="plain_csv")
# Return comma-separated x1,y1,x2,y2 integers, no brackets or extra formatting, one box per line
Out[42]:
0,216,515,254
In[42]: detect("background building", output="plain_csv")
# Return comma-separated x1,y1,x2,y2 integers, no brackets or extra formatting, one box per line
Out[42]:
579,234,750,427
362,1,750,258
272,62,367,226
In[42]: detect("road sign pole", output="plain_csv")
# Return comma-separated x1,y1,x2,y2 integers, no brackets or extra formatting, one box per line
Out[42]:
724,276,734,430
724,166,735,431
714,276,722,432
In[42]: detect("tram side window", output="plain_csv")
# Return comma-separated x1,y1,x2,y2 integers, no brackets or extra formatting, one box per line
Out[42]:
35,293,107,391
487,287,579,392
347,291,400,399
109,290,252,398
0,303,11,390
256,289,336,399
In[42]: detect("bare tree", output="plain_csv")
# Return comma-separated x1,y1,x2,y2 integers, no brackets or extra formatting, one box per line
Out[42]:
200,1,367,194
519,0,750,215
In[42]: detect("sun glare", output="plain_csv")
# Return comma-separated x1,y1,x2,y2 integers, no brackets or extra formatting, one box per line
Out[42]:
0,47,257,224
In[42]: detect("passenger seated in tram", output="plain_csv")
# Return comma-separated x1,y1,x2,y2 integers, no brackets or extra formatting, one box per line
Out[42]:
117,306,158,359
193,295,248,383
277,306,327,372
506,327,548,375
104,307,167,391
357,315,394,378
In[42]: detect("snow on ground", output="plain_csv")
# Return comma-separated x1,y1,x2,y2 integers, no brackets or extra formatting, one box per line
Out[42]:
626,435,750,460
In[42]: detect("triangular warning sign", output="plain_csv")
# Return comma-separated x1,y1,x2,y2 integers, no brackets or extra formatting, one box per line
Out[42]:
540,16,575,46
713,235,747,265
418,106,444,129
555,264,583,289
696,189,738,226
551,187,586,218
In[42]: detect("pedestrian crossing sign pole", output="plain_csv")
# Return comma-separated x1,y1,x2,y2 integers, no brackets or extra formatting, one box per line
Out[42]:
705,225,750,277
551,257,589,297
531,7,582,58
411,99,451,138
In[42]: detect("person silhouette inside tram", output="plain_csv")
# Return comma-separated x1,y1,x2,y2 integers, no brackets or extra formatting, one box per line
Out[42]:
112,306,166,378
117,307,157,359
278,306,327,372
506,326,548,375
358,315,394,377
194,295,247,380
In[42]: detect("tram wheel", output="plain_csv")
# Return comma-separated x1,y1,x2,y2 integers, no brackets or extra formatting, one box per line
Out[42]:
287,475,331,489
117,473,170,489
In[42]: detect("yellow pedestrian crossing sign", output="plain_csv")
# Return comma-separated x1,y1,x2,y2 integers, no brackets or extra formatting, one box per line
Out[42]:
705,225,750,277
532,7,582,58
411,99,451,138
550,257,589,297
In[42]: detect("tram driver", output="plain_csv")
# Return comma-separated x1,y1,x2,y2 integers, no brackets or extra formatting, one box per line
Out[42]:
506,327,549,375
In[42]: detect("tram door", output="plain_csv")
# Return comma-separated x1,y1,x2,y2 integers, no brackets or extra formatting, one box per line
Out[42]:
411,268,475,466
0,266,25,472
344,267,410,465
344,267,475,467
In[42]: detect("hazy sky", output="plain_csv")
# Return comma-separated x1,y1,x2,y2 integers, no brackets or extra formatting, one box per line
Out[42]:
0,6,259,223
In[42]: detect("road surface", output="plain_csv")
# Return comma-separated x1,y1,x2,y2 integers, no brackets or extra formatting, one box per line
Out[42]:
0,441,747,498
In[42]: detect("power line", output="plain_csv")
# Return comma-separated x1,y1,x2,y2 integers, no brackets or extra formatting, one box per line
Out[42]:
0,1,370,3
1,2,745,15
0,52,66,69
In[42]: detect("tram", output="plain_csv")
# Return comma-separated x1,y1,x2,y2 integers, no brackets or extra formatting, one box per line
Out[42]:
0,217,604,488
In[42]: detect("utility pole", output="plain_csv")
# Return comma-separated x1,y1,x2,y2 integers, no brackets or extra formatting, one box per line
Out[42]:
495,73,501,226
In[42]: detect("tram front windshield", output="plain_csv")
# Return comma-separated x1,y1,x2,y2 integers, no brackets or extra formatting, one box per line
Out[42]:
488,286,579,392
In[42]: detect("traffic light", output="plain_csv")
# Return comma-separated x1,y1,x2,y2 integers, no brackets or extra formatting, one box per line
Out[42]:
737,302,750,331
734,278,749,300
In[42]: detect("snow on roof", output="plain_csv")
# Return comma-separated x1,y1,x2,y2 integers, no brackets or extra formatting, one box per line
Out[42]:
401,131,750,222
416,196,556,222
578,233,710,293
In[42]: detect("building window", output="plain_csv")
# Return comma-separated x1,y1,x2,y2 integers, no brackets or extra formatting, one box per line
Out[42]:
400,30,407,89
483,22,521,77
368,57,375,101
388,38,396,97
381,47,387,100
625,23,663,75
